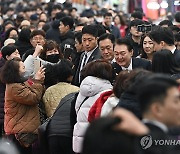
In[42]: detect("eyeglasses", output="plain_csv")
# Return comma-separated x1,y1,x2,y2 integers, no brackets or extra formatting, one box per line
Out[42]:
32,36,45,41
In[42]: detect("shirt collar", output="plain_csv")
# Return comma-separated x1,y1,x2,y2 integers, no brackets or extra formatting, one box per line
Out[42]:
171,46,176,54
85,46,98,56
121,58,132,71
142,119,168,133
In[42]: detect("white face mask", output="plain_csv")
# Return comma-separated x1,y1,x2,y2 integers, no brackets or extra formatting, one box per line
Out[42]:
96,17,103,23
85,5,90,10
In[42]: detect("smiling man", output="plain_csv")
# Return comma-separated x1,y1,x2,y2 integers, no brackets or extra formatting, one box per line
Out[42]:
98,33,115,63
112,38,151,75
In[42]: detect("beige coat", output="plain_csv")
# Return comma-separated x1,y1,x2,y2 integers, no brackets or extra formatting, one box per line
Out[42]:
43,82,79,117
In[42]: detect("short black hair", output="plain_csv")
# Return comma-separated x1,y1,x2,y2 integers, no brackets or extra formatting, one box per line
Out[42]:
55,59,73,82
96,24,106,37
175,12,180,23
82,25,98,38
131,11,143,20
75,31,82,44
174,33,180,42
129,19,144,28
159,20,173,27
152,49,180,74
115,38,133,51
149,27,174,45
103,12,112,18
30,30,45,39
138,74,179,114
98,33,115,45
60,16,74,29
82,117,135,154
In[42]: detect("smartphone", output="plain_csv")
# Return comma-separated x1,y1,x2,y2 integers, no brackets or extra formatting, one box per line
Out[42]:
34,59,42,74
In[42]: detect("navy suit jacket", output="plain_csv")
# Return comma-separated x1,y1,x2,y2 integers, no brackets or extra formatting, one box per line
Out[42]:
112,57,152,75
174,49,180,67
72,47,101,86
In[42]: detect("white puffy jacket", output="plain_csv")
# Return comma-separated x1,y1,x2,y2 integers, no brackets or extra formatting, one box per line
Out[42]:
73,76,113,153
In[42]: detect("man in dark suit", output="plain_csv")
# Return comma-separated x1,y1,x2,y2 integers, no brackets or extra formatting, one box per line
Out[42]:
72,25,101,86
138,75,180,154
150,26,180,67
112,38,151,75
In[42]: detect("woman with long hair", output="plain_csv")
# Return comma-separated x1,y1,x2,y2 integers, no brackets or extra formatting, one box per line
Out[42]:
140,34,155,61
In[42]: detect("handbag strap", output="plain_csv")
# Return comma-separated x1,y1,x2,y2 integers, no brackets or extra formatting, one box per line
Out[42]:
77,97,89,114
51,92,78,118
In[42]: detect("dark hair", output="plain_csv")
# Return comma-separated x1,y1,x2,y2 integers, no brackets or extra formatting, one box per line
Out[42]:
129,19,144,28
98,33,115,45
55,12,67,20
174,33,180,42
82,25,98,38
52,4,62,11
39,40,63,60
149,27,174,45
138,74,179,113
82,117,135,154
140,33,154,59
169,25,180,34
103,12,112,18
131,11,143,20
1,44,17,60
113,15,126,26
113,71,129,98
55,59,73,82
30,30,46,39
124,69,151,94
81,59,113,82
60,16,74,30
0,58,23,84
75,31,82,44
96,24,106,37
159,20,173,27
4,27,18,40
3,20,14,31
152,49,180,75
175,12,180,23
44,64,57,89
115,38,133,51
18,28,31,42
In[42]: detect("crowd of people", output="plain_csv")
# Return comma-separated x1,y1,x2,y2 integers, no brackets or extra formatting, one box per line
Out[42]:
0,0,180,154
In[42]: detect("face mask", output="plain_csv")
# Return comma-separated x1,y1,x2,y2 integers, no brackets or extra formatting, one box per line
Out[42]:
96,17,103,23
46,54,60,63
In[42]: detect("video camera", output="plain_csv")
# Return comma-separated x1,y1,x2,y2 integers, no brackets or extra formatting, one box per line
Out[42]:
137,24,152,33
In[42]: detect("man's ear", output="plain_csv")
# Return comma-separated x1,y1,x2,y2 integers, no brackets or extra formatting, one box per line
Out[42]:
160,41,165,49
66,25,70,31
6,55,10,60
130,49,134,57
151,102,163,118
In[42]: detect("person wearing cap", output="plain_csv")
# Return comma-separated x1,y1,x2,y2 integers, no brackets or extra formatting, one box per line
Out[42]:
0,44,21,138
126,19,144,57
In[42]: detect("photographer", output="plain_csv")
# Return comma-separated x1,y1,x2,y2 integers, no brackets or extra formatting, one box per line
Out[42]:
126,19,144,57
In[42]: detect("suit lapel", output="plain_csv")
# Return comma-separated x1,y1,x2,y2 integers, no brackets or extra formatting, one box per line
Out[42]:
87,47,99,63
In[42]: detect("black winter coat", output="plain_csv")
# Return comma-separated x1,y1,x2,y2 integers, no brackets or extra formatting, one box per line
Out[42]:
47,92,77,137
0,58,5,125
